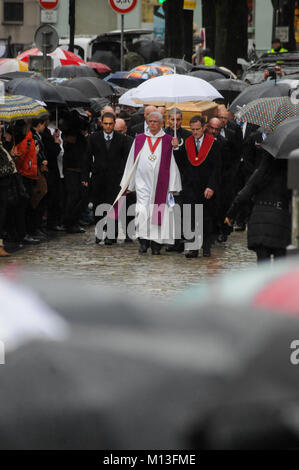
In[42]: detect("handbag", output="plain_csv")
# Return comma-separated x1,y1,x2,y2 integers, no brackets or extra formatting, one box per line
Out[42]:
0,144,16,178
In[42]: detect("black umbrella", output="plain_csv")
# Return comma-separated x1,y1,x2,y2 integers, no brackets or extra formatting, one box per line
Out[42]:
53,65,97,79
60,77,113,99
89,97,110,115
210,78,249,105
261,115,299,159
230,80,293,114
0,71,41,80
155,58,193,74
189,65,232,82
7,77,66,105
132,39,164,63
54,85,90,107
3,259,299,449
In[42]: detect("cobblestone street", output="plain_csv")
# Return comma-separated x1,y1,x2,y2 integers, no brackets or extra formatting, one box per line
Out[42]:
0,228,256,300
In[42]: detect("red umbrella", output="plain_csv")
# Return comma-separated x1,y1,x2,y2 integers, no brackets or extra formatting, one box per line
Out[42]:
17,47,86,68
87,62,111,74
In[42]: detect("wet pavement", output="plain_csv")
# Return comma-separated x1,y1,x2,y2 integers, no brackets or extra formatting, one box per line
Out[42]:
0,228,256,300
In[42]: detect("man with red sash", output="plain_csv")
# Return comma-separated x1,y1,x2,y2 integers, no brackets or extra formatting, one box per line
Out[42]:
183,115,221,258
120,111,181,255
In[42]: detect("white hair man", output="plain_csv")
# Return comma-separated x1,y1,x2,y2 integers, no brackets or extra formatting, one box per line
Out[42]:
120,111,181,255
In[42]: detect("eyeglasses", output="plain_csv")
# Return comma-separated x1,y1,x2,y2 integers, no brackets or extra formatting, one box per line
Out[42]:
148,120,160,123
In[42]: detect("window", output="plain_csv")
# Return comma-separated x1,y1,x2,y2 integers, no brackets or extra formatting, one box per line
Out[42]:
3,1,24,23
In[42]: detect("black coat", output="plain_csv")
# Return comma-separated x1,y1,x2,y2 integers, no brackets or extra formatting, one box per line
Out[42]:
128,121,145,138
228,151,291,250
83,130,131,205
183,137,221,204
164,126,192,177
63,134,87,172
42,128,61,172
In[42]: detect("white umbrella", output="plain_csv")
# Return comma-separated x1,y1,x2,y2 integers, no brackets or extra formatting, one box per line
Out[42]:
118,88,143,108
132,73,223,137
133,73,223,103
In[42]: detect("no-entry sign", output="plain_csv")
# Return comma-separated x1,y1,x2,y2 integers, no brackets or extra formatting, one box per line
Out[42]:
109,0,137,14
40,0,59,10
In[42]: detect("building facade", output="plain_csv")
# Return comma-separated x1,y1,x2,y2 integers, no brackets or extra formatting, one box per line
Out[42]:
0,0,290,59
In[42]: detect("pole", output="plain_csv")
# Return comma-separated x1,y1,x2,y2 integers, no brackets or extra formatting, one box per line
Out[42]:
121,14,124,72
292,189,299,248
69,0,75,53
42,32,48,78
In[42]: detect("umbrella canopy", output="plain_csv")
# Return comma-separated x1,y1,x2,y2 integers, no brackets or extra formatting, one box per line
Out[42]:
189,65,232,82
17,47,86,68
54,85,90,107
155,58,193,74
261,116,299,159
4,261,299,449
87,61,111,75
7,78,66,105
0,71,42,80
119,88,143,108
132,38,164,63
236,96,299,131
229,80,295,114
89,97,110,115
60,77,113,98
210,78,249,105
106,71,145,89
132,73,223,104
53,65,97,79
0,58,28,74
128,64,174,79
0,95,48,122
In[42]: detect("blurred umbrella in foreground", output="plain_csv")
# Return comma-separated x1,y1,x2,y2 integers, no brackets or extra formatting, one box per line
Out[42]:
0,258,299,449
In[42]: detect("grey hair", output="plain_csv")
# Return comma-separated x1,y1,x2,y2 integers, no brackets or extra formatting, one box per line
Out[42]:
148,111,163,123
168,108,182,118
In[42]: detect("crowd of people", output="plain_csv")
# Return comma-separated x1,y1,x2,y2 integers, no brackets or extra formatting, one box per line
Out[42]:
0,98,292,262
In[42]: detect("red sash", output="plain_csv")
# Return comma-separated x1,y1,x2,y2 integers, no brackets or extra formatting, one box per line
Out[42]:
185,134,214,166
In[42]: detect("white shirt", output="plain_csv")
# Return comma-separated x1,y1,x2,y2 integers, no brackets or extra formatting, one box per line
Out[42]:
104,131,113,141
195,135,204,150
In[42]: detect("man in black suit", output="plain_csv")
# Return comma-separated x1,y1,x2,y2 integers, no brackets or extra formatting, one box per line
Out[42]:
216,106,243,241
82,112,131,244
183,116,221,258
165,108,191,252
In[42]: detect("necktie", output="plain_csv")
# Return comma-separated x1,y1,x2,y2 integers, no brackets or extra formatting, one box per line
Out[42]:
196,139,200,152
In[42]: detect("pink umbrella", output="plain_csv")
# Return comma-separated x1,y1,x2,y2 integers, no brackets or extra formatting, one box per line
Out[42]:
86,62,111,74
17,47,86,68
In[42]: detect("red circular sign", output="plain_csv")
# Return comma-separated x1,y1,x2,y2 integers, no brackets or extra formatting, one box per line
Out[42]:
40,0,59,10
109,0,137,14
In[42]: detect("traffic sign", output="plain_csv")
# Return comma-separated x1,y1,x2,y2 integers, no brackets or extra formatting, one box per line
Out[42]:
109,0,137,14
40,0,59,10
34,24,59,53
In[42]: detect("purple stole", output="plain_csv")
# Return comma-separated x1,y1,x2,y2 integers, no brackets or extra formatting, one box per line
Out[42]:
134,133,173,226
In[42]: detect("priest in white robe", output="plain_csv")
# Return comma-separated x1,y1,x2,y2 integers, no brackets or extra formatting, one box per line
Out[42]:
120,111,182,255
